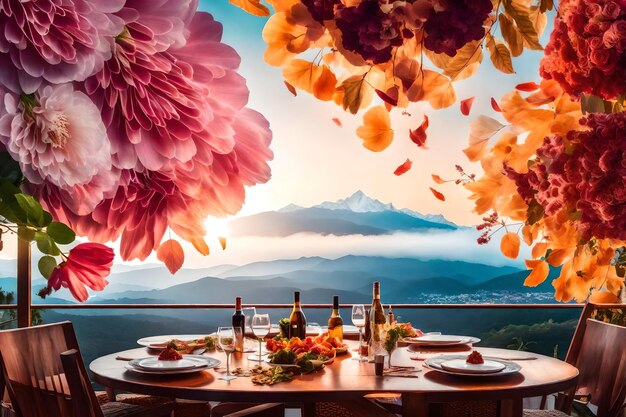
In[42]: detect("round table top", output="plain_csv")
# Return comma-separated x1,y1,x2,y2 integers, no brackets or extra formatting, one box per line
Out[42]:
90,342,578,403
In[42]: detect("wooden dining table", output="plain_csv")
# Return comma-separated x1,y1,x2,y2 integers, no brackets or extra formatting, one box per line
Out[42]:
89,341,578,417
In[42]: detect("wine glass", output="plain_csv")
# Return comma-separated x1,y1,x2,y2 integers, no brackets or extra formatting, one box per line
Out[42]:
243,307,256,336
351,304,367,362
381,327,398,368
308,322,322,337
250,313,271,362
217,327,240,381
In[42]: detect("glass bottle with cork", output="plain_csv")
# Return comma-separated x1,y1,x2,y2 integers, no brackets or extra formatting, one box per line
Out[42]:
327,295,344,342
289,291,307,339
232,296,245,352
368,281,386,361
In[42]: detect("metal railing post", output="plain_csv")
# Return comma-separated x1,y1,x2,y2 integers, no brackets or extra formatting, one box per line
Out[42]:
16,229,31,328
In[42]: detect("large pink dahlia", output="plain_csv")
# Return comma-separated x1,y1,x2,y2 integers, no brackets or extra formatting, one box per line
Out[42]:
0,84,118,214
0,0,124,93
82,1,239,171
36,10,274,261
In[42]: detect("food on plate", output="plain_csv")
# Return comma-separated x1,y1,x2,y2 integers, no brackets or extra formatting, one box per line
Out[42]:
466,351,484,365
266,334,346,357
162,336,216,354
270,349,297,365
398,323,423,338
158,347,183,361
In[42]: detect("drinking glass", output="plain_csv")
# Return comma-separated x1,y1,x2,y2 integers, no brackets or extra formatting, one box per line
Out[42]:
217,327,240,381
243,307,256,336
351,304,367,362
381,327,397,368
308,322,322,337
251,313,271,362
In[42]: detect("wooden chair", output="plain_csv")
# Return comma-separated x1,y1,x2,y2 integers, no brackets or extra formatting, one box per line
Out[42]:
524,318,626,417
0,321,174,417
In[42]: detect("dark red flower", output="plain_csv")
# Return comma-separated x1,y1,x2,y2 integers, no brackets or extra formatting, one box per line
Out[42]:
46,243,114,302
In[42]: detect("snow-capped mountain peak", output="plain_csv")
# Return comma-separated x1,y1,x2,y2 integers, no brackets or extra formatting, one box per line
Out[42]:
315,191,395,212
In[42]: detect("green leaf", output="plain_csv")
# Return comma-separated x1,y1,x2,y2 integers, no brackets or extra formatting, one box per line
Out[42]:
17,227,35,242
0,152,23,186
46,221,75,244
38,256,57,279
580,94,606,114
36,233,61,256
14,194,46,226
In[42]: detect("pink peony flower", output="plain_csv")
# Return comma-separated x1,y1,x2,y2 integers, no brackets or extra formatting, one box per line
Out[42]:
37,11,274,261
0,84,119,214
45,242,114,302
82,0,227,171
0,0,125,93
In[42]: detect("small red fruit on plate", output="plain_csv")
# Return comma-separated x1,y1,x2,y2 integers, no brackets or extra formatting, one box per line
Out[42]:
466,351,484,365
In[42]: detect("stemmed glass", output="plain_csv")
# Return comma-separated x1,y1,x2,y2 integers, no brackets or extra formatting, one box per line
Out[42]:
217,327,240,381
251,313,271,362
351,304,367,362
308,322,322,337
243,307,257,336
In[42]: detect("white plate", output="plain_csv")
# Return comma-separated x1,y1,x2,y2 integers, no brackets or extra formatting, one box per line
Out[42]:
126,356,221,375
264,355,334,368
133,356,206,371
424,355,521,378
440,359,506,374
406,335,480,347
137,335,211,349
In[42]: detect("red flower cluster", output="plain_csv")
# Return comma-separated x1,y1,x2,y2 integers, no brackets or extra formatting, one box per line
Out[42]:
305,0,492,64
423,0,492,57
540,0,626,99
508,112,626,241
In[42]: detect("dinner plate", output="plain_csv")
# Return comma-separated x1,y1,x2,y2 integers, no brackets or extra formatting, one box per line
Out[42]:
440,359,506,374
137,335,211,349
264,355,335,368
406,335,480,347
424,355,521,377
126,356,221,375
132,355,208,371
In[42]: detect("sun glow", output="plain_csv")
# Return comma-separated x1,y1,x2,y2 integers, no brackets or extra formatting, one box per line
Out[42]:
204,216,231,240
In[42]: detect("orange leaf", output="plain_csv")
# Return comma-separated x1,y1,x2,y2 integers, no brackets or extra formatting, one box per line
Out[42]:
284,81,297,96
460,97,475,116
157,239,185,274
431,174,446,184
356,106,394,152
394,159,412,176
462,138,489,162
190,237,210,256
332,117,342,127
429,187,445,201
313,65,337,101
490,97,502,112
218,236,227,250
524,259,549,287
531,242,548,259
515,82,540,92
229,0,270,16
500,232,520,259
589,290,621,304
409,115,429,148
375,87,399,107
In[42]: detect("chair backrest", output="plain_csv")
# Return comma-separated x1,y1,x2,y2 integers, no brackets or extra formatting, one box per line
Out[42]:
0,322,102,417
574,319,626,417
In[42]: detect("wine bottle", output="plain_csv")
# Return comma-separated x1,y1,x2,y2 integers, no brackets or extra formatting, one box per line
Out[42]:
368,282,386,361
387,305,395,324
289,291,307,339
232,296,245,352
327,295,344,342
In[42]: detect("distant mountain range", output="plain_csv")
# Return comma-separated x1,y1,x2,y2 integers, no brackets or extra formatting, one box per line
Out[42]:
229,191,458,237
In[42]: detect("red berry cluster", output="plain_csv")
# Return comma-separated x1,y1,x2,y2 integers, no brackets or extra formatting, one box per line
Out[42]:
476,212,500,244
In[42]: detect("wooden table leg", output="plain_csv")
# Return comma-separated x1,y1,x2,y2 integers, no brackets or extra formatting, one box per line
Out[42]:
402,393,429,417
301,402,315,417
105,387,116,402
